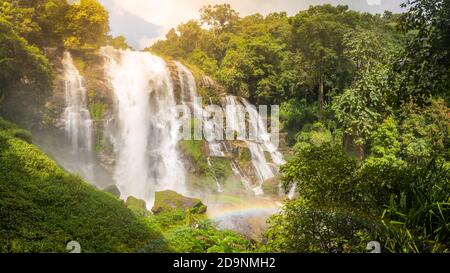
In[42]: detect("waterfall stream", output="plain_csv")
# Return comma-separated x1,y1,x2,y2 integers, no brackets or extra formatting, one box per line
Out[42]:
61,51,94,181
101,47,186,205
173,62,285,195
175,62,226,157
59,48,284,206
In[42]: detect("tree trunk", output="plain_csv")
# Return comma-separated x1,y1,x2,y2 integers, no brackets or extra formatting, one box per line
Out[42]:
318,74,324,121
357,143,364,162
342,132,350,152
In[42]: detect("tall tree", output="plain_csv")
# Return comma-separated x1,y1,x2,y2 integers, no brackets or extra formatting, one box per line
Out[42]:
64,0,109,50
200,4,239,36
291,5,356,120
392,0,450,105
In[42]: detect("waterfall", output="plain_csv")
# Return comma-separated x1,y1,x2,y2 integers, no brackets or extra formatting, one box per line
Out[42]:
175,62,226,157
174,61,196,103
226,96,285,195
61,51,94,180
230,161,253,191
242,99,286,166
101,47,185,205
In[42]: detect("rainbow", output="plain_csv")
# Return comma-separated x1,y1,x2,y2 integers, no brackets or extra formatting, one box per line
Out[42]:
206,198,283,220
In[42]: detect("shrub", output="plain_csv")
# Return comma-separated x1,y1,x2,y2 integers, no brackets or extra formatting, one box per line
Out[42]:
264,199,376,253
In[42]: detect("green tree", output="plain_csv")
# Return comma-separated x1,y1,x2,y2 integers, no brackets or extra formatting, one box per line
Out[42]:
291,5,356,120
391,0,450,105
0,18,52,103
332,63,391,160
264,199,375,253
108,35,131,50
200,4,239,36
280,144,359,209
0,0,40,39
397,99,450,162
357,118,408,208
64,0,109,50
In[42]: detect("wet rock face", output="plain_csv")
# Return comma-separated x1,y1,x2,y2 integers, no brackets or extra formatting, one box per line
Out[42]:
151,190,207,215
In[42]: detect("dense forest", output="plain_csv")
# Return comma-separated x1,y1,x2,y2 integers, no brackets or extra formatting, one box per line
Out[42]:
0,0,449,253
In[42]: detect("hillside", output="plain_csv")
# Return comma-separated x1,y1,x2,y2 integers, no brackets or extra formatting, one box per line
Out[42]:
0,117,251,253
0,117,164,252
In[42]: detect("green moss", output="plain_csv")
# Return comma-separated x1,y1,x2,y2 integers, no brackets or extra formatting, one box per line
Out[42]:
0,118,16,130
89,102,106,122
126,196,148,216
103,185,121,198
151,190,207,215
261,177,281,197
198,86,221,106
0,118,33,144
221,176,247,194
239,147,252,163
142,218,251,253
12,129,33,144
179,139,209,175
264,151,272,163
72,56,86,73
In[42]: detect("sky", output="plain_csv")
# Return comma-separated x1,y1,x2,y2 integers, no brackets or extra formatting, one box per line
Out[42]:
97,0,406,49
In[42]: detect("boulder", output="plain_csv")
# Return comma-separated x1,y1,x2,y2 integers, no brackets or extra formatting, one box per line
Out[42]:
126,196,148,216
103,185,121,198
151,190,207,215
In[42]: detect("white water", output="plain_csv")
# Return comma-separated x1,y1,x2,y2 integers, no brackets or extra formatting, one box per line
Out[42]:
175,62,226,157
207,157,223,193
226,96,285,195
175,61,196,103
230,161,253,191
102,47,186,205
61,51,94,180
287,183,297,200
242,99,286,166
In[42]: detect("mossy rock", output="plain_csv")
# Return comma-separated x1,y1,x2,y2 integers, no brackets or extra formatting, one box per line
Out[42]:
239,147,251,162
179,139,209,175
126,196,148,216
103,185,121,198
151,190,207,215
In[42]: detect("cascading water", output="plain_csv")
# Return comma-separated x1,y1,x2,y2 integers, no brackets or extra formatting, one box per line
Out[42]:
61,51,94,180
101,47,186,205
242,99,286,166
170,63,287,195
175,62,225,157
226,96,285,195
175,61,196,103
